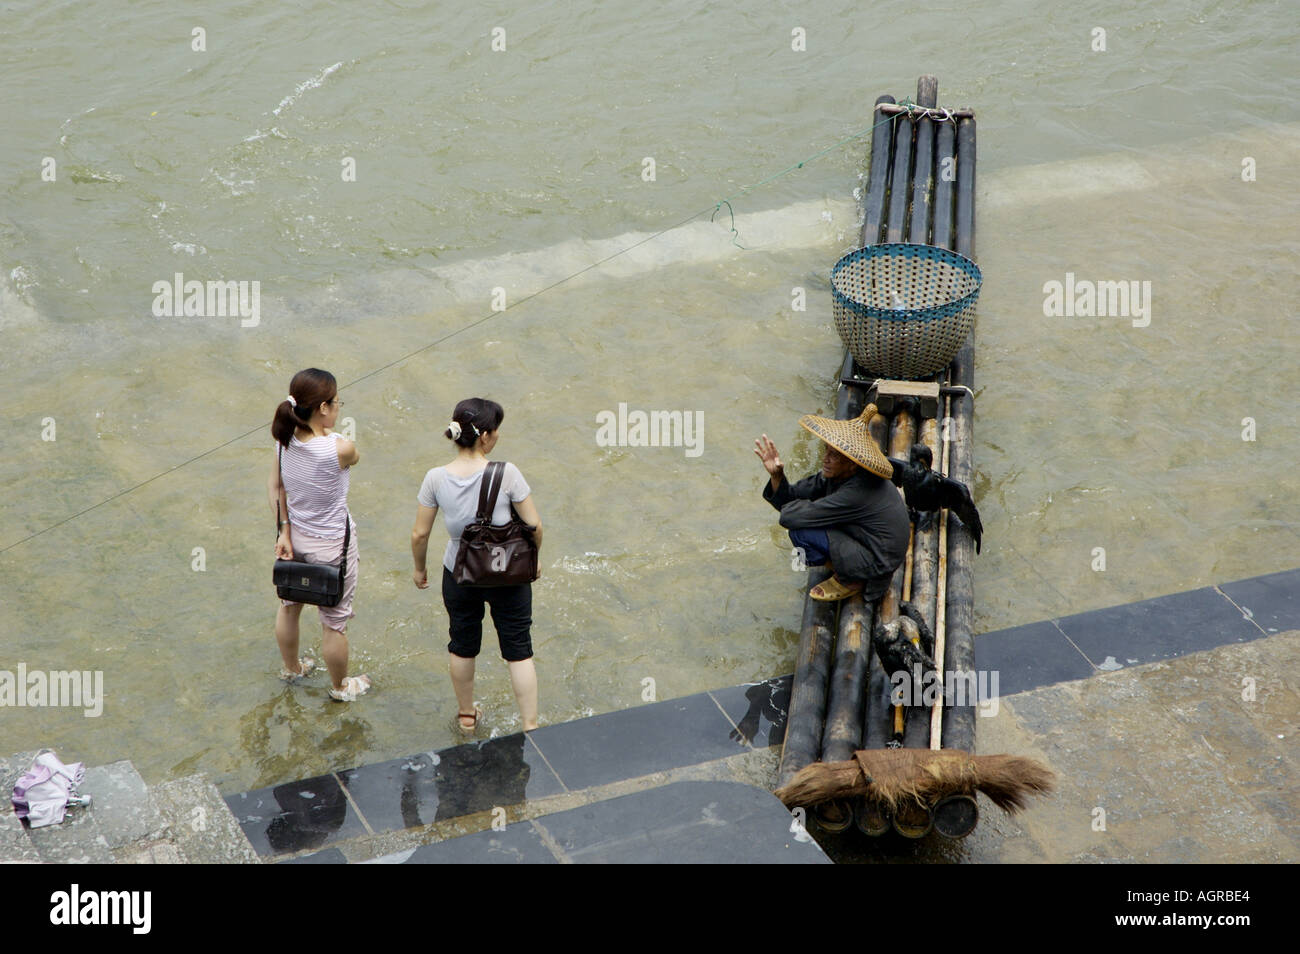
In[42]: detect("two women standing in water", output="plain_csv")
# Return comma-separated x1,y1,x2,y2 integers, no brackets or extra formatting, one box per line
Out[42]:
270,375,542,731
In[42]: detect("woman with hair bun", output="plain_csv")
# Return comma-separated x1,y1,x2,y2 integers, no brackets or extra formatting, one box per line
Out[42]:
268,368,371,702
411,397,541,733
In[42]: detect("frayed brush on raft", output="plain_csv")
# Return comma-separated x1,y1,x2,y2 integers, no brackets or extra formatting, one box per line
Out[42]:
774,748,1054,815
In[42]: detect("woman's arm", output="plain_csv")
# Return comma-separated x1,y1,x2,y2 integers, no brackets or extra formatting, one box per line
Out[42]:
411,504,438,588
268,450,292,558
513,494,542,550
337,437,360,469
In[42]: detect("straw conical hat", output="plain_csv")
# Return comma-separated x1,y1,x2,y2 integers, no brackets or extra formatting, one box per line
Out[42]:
798,403,892,479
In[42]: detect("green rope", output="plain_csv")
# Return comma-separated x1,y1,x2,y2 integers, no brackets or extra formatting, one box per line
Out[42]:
710,199,745,249
711,99,922,245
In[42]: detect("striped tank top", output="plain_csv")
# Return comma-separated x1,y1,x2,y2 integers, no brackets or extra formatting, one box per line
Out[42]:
279,432,350,538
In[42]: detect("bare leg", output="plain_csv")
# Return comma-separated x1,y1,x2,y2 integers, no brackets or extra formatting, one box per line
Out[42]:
275,604,306,672
450,653,477,725
508,658,539,730
321,624,349,691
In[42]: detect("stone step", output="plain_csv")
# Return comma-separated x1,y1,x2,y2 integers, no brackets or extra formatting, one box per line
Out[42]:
149,775,260,864
7,757,161,864
2,752,257,864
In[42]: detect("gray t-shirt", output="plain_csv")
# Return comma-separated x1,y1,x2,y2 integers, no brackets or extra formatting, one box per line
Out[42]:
418,461,532,572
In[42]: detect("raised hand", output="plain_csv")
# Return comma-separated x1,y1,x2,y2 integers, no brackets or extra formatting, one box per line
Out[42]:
753,434,784,478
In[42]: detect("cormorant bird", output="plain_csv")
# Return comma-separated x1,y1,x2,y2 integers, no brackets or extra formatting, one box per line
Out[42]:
872,601,937,683
872,602,938,747
887,443,983,553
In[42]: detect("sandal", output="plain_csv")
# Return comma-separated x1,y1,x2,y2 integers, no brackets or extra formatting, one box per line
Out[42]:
329,675,372,702
809,575,863,602
457,706,483,735
279,657,317,682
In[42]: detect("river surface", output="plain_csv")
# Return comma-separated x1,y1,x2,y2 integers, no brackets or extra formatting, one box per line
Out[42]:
2,0,1296,793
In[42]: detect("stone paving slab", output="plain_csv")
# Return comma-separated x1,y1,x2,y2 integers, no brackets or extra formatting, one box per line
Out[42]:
151,775,261,864
367,781,828,864
1053,586,1263,670
1220,568,1300,634
536,781,828,864
708,677,790,748
225,772,369,857
374,820,559,864
525,692,746,791
972,630,1300,863
25,805,115,863
0,809,42,863
337,734,566,836
81,760,168,849
976,619,1094,695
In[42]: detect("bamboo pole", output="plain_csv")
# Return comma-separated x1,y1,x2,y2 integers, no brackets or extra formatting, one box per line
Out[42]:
824,595,871,760
882,406,915,746
903,413,941,750
906,76,938,245
884,97,914,244
941,116,978,753
930,395,951,749
775,565,837,791
860,95,897,248
931,119,956,252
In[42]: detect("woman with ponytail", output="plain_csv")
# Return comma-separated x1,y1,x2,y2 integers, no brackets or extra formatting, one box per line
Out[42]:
411,398,542,733
268,368,371,702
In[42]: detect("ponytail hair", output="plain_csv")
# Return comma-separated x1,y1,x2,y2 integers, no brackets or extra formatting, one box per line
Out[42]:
272,368,338,447
445,397,504,448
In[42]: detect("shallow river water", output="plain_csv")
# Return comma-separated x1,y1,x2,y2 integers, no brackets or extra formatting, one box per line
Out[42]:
2,0,1296,792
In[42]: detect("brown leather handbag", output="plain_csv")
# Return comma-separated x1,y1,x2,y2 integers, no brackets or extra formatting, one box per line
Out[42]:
452,460,538,586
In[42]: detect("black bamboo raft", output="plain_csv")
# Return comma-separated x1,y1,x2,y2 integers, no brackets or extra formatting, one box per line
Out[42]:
776,76,982,840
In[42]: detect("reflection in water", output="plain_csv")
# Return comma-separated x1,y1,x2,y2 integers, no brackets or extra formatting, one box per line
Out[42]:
237,687,375,791
265,779,347,854
433,735,531,823
729,677,790,746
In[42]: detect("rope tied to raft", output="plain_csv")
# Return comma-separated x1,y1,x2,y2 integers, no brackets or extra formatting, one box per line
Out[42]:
708,99,967,245
884,101,961,123
711,199,745,249
710,105,904,246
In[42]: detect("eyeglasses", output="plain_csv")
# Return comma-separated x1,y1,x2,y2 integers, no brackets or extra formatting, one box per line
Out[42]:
330,398,345,408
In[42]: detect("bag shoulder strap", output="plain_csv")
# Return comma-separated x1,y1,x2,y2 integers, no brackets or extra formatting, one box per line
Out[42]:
475,460,506,523
276,443,284,534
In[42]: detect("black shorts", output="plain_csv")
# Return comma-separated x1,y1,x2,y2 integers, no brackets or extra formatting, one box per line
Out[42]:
441,567,534,661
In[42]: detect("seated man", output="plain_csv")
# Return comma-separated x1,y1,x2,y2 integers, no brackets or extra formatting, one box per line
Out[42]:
755,404,909,602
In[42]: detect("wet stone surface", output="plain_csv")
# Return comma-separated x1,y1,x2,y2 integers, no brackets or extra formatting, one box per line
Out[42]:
337,734,566,835
525,693,749,791
81,760,167,849
371,781,828,864
1220,568,1300,633
975,620,1094,695
225,773,368,856
1054,585,1263,668
708,676,791,749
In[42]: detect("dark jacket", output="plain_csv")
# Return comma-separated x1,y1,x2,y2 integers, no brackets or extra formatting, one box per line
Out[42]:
763,468,910,599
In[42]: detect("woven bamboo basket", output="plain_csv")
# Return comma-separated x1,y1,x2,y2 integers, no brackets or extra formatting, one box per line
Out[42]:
831,243,982,380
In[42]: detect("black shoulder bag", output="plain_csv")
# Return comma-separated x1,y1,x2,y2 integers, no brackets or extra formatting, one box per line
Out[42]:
272,443,350,606
452,460,538,586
